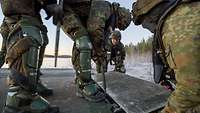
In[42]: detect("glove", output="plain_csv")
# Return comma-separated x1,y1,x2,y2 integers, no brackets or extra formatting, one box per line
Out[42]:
0,51,5,68
44,4,64,25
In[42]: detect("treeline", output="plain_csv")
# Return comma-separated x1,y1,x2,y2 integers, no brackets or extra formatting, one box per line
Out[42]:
44,54,72,58
125,37,153,56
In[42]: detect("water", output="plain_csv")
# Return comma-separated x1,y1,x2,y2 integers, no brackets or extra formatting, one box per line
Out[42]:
2,56,154,82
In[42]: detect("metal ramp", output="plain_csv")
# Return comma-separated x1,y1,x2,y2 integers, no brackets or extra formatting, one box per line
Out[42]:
94,72,170,113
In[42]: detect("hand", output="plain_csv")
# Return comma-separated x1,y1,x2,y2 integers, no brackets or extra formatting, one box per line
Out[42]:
52,5,64,25
44,4,64,25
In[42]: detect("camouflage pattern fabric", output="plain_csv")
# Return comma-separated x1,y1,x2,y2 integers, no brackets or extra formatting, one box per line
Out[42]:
61,1,111,72
5,16,43,76
116,7,131,30
38,25,49,69
110,42,126,73
1,0,40,17
63,0,90,4
0,19,9,67
0,1,59,112
62,0,131,72
161,2,200,113
87,1,111,65
61,2,90,72
61,3,89,40
132,0,165,21
0,17,48,69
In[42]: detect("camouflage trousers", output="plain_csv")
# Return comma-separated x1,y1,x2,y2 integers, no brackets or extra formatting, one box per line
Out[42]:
61,1,111,72
0,18,47,69
5,16,44,91
161,2,200,113
38,25,49,69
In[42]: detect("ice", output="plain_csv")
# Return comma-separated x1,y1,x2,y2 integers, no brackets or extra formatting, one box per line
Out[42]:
1,54,154,82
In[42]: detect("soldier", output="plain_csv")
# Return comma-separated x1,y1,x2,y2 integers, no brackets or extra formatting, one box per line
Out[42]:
61,0,131,102
0,0,61,113
132,0,200,112
109,30,126,73
0,18,53,97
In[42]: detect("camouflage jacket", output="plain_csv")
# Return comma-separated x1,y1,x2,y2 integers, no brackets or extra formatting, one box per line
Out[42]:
64,0,105,4
111,42,126,61
1,0,57,17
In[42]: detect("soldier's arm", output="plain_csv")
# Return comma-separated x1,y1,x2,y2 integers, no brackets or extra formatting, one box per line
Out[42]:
0,19,8,67
121,43,126,60
39,0,63,25
39,0,58,18
37,0,57,6
0,19,8,53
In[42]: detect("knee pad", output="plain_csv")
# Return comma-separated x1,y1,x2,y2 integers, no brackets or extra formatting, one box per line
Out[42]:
22,46,39,91
20,25,42,91
75,36,92,51
75,36,92,81
6,35,40,91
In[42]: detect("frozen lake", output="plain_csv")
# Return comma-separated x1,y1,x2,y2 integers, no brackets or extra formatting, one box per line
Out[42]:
1,55,154,82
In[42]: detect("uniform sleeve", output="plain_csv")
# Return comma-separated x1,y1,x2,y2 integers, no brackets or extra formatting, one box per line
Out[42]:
38,0,57,6
121,43,126,60
0,19,9,52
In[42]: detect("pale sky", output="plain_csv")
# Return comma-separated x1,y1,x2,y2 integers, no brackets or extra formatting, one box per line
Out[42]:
0,0,152,55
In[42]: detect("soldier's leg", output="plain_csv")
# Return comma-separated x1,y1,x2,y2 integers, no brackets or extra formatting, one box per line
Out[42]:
36,25,53,97
38,25,49,71
92,55,102,73
95,61,108,73
3,23,58,113
62,5,105,102
87,1,111,74
115,61,126,73
96,61,102,73
161,3,200,113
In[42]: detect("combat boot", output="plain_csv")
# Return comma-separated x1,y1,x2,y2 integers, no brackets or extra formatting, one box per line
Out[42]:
36,79,53,97
75,77,105,102
114,64,126,73
3,86,59,113
74,35,105,102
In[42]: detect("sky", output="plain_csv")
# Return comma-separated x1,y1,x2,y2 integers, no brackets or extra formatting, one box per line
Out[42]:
0,0,152,55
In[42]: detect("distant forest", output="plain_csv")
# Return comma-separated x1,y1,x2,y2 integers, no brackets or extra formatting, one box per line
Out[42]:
44,55,72,58
44,36,153,59
125,36,153,56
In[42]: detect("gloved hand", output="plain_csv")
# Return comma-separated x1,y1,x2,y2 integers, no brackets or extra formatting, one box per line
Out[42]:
44,4,64,25
0,51,5,68
106,51,111,62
